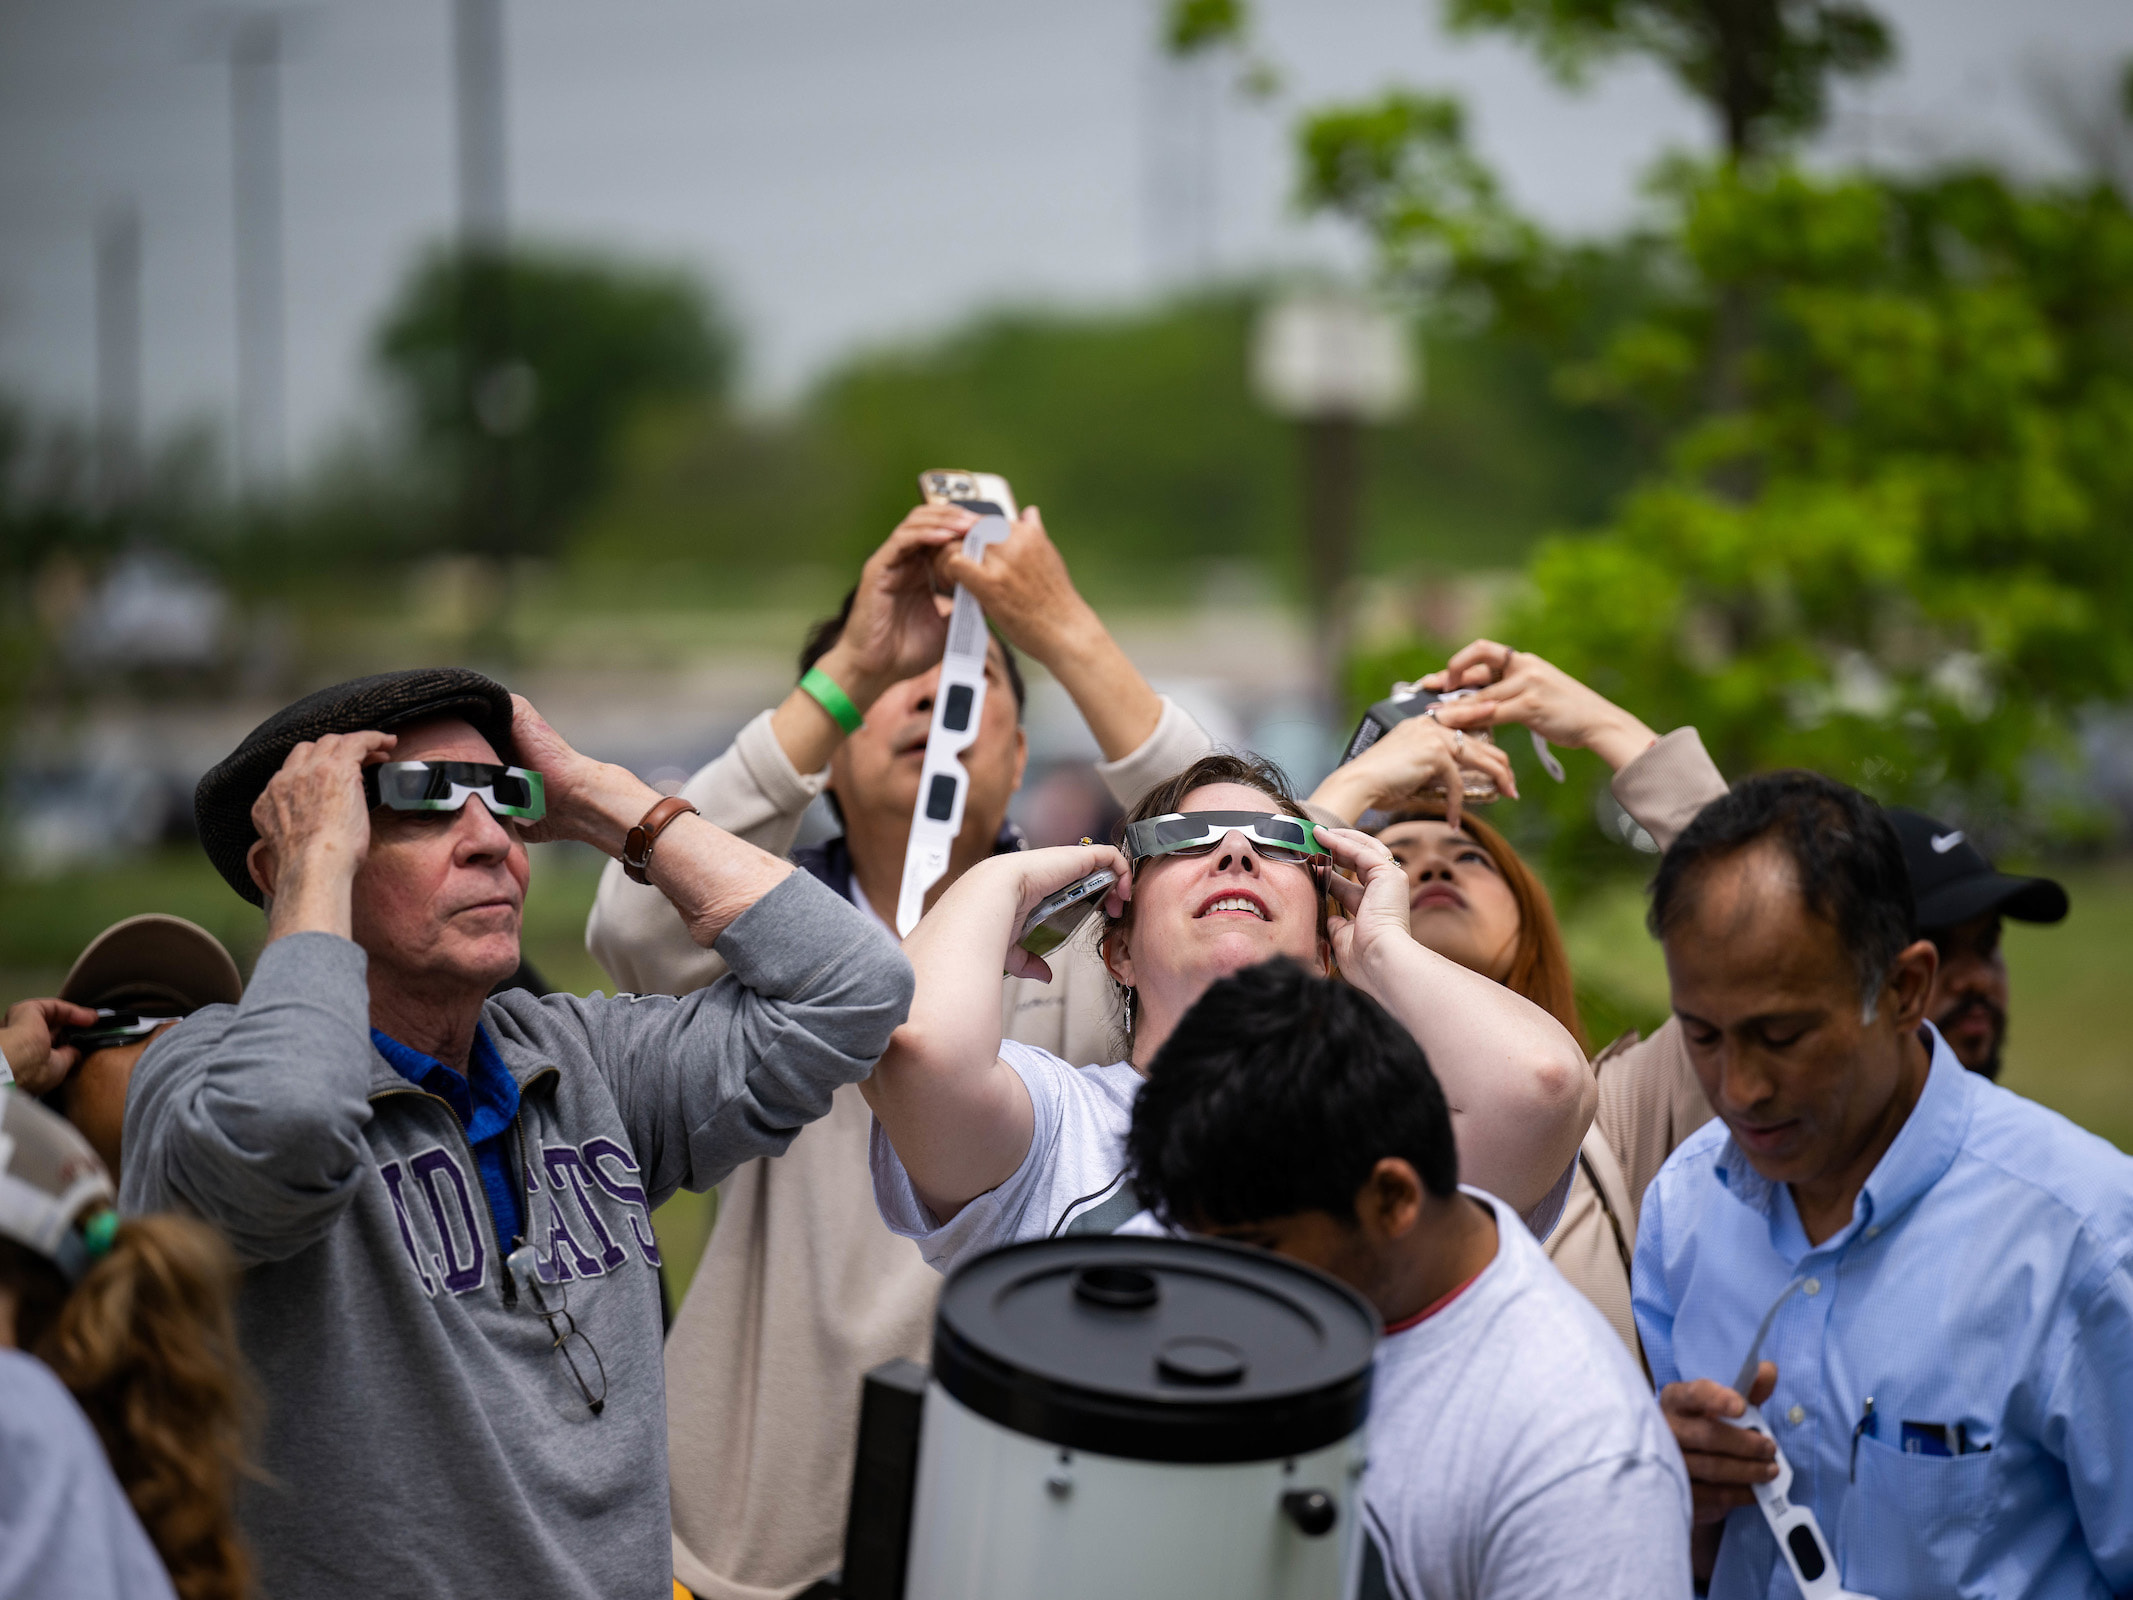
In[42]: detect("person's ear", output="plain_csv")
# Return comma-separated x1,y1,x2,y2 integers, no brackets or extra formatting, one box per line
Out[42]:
1354,1157,1425,1243
247,837,278,901
1884,937,1938,1031
1102,924,1135,990
1009,725,1029,792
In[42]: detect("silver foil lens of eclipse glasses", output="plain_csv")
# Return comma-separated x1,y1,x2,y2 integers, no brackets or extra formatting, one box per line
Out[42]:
1124,811,1325,864
367,760,546,821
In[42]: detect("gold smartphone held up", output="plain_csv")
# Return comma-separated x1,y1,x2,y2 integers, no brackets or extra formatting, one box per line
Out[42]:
919,469,1019,520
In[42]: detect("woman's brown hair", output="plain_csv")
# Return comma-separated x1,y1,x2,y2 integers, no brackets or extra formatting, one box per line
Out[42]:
1378,805,1588,1055
1,1213,253,1600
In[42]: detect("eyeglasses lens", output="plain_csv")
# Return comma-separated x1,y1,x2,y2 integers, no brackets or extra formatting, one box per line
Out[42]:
507,1248,606,1416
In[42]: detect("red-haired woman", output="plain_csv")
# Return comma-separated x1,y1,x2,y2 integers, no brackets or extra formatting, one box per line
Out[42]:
1302,639,1728,1366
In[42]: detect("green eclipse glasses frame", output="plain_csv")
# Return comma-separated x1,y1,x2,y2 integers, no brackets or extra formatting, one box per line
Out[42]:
1122,810,1328,865
363,760,547,822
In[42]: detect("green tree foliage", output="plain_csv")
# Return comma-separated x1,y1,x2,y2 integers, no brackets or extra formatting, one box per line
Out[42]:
570,294,1636,603
1314,87,2133,874
373,245,737,555
1443,0,1891,157
1514,165,2133,818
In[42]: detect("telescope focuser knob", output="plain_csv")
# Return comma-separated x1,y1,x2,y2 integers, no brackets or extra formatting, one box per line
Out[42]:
1281,1489,1338,1537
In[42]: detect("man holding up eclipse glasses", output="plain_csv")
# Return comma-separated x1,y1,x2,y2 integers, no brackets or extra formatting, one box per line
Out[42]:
590,501,1235,1598
118,667,913,1600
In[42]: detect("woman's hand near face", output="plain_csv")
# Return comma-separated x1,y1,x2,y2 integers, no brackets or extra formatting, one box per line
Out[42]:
1322,822,1594,1219
988,843,1134,985
1423,640,1658,774
1317,828,1417,973
864,840,1131,1223
1308,712,1519,830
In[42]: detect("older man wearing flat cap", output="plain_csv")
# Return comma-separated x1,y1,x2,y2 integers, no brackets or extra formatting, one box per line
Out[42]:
119,667,912,1600
1886,808,2069,1080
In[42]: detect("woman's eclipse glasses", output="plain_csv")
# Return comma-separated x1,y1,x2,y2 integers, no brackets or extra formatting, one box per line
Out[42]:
1123,811,1327,867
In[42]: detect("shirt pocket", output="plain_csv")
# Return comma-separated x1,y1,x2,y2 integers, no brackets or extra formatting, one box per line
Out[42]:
1836,1433,1997,1599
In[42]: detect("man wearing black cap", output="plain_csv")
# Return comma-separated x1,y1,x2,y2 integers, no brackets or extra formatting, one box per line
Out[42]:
118,668,912,1600
1886,809,2069,1079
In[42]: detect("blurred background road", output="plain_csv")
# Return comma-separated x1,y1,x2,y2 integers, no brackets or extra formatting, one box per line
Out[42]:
6,0,2131,1288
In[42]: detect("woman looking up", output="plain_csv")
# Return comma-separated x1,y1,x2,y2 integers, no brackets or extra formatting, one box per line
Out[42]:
0,1091,251,1600
1300,639,1729,1362
863,752,1596,1270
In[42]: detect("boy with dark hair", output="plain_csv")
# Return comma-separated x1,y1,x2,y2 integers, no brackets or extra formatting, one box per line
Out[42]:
1128,958,1691,1600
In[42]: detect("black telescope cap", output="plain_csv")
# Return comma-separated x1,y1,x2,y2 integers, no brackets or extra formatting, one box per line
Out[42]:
932,1235,1377,1465
195,668,517,906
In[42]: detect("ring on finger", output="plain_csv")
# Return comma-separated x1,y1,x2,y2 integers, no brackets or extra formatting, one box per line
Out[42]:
1452,729,1465,750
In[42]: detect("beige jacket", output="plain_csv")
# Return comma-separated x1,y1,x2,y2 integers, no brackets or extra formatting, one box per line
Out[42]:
585,699,1215,1600
1542,728,1727,1369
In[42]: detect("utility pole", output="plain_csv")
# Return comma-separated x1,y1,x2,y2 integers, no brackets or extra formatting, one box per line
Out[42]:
455,0,507,252
95,201,143,512
1252,290,1418,720
453,0,524,648
1141,48,1221,286
227,11,286,496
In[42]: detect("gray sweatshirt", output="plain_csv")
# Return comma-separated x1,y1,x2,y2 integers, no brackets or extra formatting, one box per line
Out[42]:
119,870,912,1600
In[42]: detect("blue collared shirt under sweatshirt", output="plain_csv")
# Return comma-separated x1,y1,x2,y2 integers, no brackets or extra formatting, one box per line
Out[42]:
372,1025,524,1250
1634,1023,2133,1600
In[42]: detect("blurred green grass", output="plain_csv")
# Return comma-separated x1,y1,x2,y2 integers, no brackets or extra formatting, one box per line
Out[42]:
6,846,2126,1304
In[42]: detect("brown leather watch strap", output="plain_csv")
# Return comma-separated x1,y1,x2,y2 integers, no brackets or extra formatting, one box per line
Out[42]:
622,796,699,885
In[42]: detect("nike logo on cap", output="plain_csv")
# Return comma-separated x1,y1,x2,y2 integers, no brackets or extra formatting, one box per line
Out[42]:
1931,831,1965,854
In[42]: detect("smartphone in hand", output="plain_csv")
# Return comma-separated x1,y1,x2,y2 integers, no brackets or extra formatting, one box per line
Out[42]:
1018,869,1118,959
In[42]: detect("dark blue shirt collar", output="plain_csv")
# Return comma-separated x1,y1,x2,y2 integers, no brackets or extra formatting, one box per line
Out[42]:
371,1024,521,1144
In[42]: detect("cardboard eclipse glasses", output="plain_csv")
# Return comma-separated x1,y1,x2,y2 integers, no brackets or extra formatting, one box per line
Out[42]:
362,760,547,822
1123,811,1327,866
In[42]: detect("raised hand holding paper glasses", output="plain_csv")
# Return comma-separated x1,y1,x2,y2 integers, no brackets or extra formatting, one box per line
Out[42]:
1422,640,1660,776
896,468,1018,935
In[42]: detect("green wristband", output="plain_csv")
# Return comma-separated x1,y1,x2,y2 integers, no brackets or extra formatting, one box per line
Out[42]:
799,667,864,735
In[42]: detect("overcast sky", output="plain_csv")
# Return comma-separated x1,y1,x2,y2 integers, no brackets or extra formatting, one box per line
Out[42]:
2,0,2129,476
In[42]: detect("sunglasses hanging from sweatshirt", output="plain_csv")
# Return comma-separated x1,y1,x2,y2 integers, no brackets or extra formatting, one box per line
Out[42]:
895,469,1017,937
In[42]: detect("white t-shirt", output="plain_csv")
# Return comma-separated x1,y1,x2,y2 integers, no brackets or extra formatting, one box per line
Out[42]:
869,1041,1576,1275
1358,1191,1692,1600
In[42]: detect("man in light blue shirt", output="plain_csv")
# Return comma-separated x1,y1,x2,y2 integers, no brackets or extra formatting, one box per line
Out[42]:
1632,770,2133,1599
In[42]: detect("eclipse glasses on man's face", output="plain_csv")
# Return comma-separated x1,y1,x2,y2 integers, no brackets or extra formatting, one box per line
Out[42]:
1123,811,1327,867
363,760,547,822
